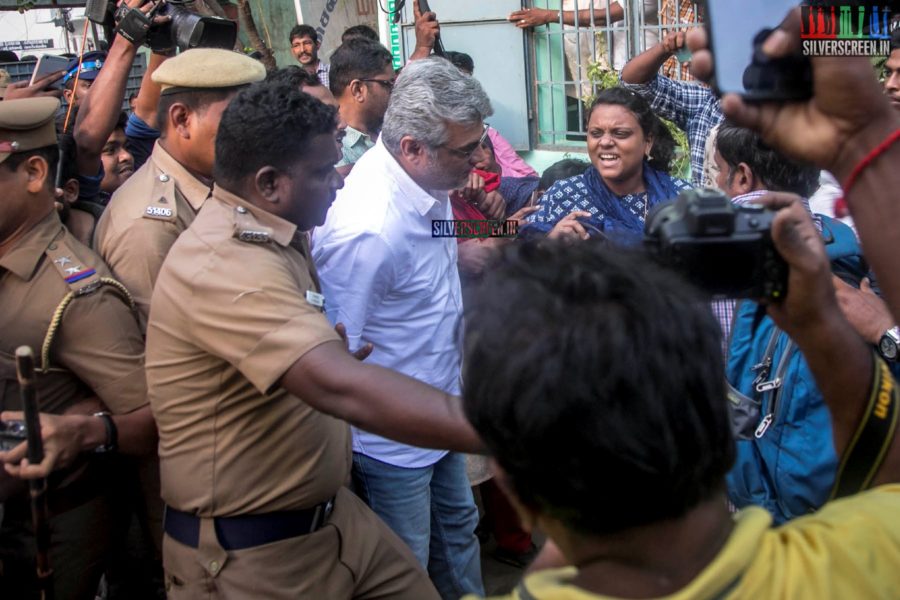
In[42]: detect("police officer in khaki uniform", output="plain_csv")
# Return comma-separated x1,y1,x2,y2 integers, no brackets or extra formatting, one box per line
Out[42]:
147,82,483,598
0,98,155,599
94,48,266,330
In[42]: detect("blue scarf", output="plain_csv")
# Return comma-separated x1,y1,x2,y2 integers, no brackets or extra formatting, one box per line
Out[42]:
583,162,684,244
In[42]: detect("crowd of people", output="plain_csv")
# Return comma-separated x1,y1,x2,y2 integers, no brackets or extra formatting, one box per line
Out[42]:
1,1,900,599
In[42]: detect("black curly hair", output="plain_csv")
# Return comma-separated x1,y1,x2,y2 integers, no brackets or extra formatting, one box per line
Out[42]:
463,240,733,535
587,87,677,172
213,81,338,187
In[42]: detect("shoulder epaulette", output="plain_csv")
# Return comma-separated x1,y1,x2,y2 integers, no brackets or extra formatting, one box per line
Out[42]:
232,205,273,243
45,236,103,295
141,172,178,223
41,234,136,373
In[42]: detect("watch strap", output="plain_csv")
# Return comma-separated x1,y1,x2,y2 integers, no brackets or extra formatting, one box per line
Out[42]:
92,411,118,453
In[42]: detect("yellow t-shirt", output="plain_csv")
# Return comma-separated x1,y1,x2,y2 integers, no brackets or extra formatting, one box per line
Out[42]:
472,485,900,600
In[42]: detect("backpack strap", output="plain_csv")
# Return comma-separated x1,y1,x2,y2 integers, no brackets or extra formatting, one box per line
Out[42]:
41,238,135,374
830,353,899,499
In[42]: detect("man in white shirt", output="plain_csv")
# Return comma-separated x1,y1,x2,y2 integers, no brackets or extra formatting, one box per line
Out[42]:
312,57,492,599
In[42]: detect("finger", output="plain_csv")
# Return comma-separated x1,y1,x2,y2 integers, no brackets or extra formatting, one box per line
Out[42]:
413,0,421,19
686,26,707,52
832,273,852,293
334,322,349,343
762,7,802,58
353,343,374,361
747,191,801,211
0,441,26,465
34,70,66,88
510,205,540,220
1,411,25,422
570,222,589,240
676,31,685,48
860,277,873,294
15,456,52,480
563,210,592,221
720,93,768,133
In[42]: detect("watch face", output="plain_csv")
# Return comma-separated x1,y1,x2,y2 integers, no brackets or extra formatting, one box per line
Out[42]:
880,335,898,360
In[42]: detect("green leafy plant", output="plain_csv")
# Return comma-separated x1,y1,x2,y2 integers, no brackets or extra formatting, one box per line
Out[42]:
583,61,692,181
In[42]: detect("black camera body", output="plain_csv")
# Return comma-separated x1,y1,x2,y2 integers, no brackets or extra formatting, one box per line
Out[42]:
644,188,788,301
86,0,237,53
0,419,27,452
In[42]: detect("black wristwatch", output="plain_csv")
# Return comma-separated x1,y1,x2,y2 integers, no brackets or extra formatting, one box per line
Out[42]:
92,411,118,453
878,326,900,362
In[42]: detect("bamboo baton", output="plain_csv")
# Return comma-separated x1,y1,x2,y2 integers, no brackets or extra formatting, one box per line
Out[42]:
15,346,54,600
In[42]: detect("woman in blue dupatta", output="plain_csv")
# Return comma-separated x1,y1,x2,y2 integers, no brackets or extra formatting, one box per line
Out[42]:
522,87,691,245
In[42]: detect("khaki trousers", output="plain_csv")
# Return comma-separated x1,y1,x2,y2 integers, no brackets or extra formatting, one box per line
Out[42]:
163,486,440,599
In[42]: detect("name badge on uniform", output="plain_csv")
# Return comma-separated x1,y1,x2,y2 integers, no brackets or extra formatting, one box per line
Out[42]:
145,205,173,219
305,290,325,309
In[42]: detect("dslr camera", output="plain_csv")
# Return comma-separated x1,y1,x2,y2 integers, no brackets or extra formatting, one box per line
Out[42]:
0,419,27,452
86,0,237,53
644,188,788,301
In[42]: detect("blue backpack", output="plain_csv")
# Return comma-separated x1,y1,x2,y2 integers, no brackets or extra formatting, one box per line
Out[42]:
725,216,868,524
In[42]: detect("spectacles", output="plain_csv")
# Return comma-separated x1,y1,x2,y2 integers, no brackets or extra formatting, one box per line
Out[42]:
441,124,489,159
358,78,395,91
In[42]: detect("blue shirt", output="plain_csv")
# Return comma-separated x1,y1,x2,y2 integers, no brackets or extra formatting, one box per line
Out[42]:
622,75,724,187
125,112,161,172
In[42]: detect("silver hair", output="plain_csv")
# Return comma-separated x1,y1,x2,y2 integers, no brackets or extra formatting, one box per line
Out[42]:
381,57,493,153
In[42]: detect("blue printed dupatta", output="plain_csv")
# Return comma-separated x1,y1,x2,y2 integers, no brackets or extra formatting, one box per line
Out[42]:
522,162,691,245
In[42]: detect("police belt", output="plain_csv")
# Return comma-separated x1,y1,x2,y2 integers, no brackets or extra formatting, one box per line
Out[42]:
163,497,335,550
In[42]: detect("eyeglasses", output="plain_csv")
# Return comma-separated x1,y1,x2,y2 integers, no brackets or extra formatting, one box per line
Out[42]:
441,124,489,160
358,78,395,91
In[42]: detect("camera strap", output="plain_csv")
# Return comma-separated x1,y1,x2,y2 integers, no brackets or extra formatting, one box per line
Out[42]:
829,353,899,499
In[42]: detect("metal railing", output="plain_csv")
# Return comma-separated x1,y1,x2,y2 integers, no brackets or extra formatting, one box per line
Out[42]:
528,0,703,149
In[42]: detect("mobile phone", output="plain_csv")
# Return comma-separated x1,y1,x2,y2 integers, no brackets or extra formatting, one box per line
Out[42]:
703,0,812,101
30,54,69,90
417,0,446,57
0,419,27,452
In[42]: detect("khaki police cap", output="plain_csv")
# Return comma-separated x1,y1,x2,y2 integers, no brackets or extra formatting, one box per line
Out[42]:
0,97,59,164
153,48,266,95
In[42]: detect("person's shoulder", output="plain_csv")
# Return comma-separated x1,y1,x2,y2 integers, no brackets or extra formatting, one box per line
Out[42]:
545,173,590,199
672,177,692,191
743,486,900,594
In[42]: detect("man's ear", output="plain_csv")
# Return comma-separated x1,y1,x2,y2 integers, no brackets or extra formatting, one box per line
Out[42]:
350,79,366,102
254,166,283,204
62,178,80,204
169,103,192,140
490,459,539,533
399,135,428,166
733,162,756,195
24,156,50,194
62,87,74,105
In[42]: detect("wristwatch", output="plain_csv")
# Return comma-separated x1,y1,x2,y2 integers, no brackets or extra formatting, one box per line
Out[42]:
878,326,900,362
92,411,118,453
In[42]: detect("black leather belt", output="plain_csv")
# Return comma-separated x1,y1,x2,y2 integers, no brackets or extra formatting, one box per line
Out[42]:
164,497,335,551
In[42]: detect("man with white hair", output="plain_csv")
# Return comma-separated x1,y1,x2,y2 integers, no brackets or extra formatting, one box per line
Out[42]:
313,57,491,599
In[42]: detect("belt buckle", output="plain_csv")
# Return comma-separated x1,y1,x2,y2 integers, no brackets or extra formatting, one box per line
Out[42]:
310,497,335,533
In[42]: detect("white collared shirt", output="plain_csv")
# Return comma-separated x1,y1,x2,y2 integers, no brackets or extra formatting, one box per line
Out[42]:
312,139,463,468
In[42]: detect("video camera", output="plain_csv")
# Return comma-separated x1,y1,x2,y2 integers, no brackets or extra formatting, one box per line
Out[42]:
644,188,788,301
85,0,237,53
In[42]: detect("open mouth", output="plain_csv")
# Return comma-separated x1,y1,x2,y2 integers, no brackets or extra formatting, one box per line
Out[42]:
597,153,620,165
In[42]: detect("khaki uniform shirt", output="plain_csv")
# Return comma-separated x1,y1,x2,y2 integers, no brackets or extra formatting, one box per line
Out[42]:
0,210,146,416
94,142,211,331
146,185,346,517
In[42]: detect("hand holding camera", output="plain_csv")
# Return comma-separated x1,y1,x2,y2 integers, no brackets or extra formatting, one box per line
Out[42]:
87,0,237,53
